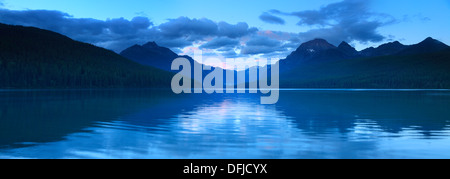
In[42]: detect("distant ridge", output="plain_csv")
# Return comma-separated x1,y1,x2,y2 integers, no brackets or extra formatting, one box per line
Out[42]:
398,37,450,55
281,37,449,69
279,37,450,89
360,41,407,57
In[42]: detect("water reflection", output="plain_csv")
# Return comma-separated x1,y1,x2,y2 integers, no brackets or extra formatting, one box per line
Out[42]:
0,90,449,159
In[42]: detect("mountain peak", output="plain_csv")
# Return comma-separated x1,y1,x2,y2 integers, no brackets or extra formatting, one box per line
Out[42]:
383,41,403,47
379,41,405,48
312,38,328,42
419,37,444,45
397,37,449,55
120,41,183,71
424,37,435,41
298,38,336,52
338,41,352,48
337,41,358,56
416,37,449,47
143,41,159,48
308,38,332,46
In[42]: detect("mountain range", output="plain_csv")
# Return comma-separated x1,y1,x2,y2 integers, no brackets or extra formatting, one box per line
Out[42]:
119,35,450,88
280,37,449,72
0,22,449,89
279,38,450,88
120,36,449,74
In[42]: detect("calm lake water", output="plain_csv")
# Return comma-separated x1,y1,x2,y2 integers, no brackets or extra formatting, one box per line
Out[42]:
0,89,449,159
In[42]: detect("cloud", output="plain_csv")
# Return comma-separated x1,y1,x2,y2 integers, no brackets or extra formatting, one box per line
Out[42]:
158,17,218,40
0,9,156,51
402,14,431,22
157,17,257,41
259,12,285,25
240,46,276,55
154,38,193,49
241,35,284,55
297,20,385,44
219,49,240,58
200,37,240,49
272,0,396,45
0,1,399,59
107,17,152,35
217,21,258,38
0,9,259,53
245,36,280,47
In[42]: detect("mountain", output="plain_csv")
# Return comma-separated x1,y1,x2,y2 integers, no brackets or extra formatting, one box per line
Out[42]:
337,41,358,56
296,38,336,52
283,38,340,63
119,37,450,89
120,42,204,73
280,39,352,72
398,37,450,55
281,37,449,72
280,48,450,89
0,23,173,88
121,42,243,86
120,42,180,71
360,41,407,57
359,38,448,57
279,37,450,88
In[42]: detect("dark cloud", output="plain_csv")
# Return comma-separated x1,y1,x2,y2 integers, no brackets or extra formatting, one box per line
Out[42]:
155,17,257,52
241,46,281,55
0,9,155,51
154,19,257,52
0,9,259,53
259,12,285,25
272,0,396,45
216,46,236,52
269,9,283,14
239,32,304,57
200,37,240,49
0,1,398,59
217,21,258,38
241,35,284,55
260,51,292,59
157,17,218,40
157,17,257,41
297,20,385,45
281,39,302,49
246,36,280,47
131,16,153,29
220,49,240,58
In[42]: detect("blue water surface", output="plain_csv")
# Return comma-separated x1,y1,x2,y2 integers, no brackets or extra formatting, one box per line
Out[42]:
0,89,449,159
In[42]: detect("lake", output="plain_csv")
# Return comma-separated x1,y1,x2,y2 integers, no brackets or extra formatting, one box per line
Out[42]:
0,89,449,159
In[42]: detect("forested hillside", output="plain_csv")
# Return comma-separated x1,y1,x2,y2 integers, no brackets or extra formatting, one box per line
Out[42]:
0,23,173,88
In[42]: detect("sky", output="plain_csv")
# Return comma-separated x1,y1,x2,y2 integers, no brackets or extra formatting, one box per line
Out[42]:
0,0,449,62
